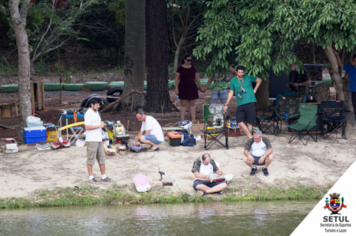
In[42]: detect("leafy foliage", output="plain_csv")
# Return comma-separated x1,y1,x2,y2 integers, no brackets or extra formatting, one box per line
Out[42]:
194,0,356,78
77,0,125,53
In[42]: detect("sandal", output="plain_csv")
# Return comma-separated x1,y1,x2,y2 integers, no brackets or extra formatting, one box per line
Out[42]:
197,190,207,196
148,148,160,152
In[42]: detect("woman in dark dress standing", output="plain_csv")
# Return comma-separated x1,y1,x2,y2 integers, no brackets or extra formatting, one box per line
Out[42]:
175,55,205,122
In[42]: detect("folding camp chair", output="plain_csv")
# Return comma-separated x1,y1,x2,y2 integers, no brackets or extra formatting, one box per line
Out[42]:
255,105,277,134
202,122,228,150
319,101,351,140
273,94,304,135
202,104,228,150
287,104,318,145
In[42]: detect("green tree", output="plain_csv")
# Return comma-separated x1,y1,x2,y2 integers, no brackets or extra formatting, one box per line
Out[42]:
77,0,125,65
8,0,32,142
194,0,356,128
7,0,95,75
167,0,206,73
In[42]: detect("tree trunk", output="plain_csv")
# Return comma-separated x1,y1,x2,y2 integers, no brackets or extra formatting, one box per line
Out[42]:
324,46,355,128
123,0,145,109
145,0,171,112
255,77,270,109
9,0,32,143
173,37,184,73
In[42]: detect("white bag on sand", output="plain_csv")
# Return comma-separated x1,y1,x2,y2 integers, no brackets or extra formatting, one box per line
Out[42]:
76,139,86,148
26,116,41,123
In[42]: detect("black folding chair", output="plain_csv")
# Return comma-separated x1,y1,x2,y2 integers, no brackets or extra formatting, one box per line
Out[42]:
319,101,351,140
255,105,277,134
273,94,304,135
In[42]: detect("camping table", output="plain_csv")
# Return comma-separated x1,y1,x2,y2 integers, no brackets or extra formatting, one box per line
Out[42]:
59,113,101,141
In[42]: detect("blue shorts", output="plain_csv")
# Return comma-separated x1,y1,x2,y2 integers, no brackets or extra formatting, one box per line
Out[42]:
143,134,162,145
210,90,228,104
193,180,225,190
251,155,266,166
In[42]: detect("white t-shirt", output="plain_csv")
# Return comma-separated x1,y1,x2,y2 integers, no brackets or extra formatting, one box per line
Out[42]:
249,140,268,157
199,161,214,175
140,115,164,142
84,108,102,142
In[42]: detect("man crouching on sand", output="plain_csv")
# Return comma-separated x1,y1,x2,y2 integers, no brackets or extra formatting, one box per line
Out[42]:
192,153,227,195
243,130,274,177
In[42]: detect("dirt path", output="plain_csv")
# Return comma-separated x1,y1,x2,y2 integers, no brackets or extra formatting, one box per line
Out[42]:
0,134,355,199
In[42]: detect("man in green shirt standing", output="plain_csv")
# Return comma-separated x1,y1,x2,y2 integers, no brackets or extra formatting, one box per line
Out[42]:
223,65,263,139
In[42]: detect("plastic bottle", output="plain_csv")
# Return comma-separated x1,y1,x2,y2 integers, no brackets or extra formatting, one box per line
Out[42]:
176,95,179,102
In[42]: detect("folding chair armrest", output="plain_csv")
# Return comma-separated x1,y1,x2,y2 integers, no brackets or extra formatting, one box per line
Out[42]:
270,104,279,111
341,109,352,114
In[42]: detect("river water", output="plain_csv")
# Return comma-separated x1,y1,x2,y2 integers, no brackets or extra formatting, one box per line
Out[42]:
0,200,317,236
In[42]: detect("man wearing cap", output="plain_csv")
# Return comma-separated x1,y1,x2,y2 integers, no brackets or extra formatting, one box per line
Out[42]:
84,98,114,184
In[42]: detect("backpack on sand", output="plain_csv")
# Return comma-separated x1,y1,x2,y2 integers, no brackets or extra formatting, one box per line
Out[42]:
181,130,196,146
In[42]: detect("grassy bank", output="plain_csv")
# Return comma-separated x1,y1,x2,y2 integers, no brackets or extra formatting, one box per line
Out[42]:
0,179,331,209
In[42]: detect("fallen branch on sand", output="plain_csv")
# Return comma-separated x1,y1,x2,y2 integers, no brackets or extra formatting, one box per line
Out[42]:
99,90,145,113
0,124,16,129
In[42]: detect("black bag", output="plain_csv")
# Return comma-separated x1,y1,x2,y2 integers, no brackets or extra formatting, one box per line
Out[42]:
181,130,196,146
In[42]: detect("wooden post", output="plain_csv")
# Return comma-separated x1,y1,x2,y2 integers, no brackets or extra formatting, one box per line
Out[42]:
15,101,18,117
41,82,45,109
30,83,35,110
37,82,42,110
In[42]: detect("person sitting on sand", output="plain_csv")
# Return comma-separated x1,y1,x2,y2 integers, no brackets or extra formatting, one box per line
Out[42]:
243,130,274,177
133,108,164,152
192,153,228,195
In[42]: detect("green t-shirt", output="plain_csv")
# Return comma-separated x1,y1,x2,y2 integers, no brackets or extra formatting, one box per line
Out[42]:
230,74,257,106
212,74,228,90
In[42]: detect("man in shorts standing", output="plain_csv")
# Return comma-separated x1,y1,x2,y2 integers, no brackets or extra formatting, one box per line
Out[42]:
84,98,114,184
223,65,263,139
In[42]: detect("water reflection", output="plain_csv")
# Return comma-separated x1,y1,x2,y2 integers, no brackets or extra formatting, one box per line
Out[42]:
0,201,317,236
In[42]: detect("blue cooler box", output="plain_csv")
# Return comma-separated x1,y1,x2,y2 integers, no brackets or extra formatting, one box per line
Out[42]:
24,126,47,143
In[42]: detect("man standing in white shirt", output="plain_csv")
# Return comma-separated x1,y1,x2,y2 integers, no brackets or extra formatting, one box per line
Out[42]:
84,98,114,184
243,130,274,176
133,108,164,152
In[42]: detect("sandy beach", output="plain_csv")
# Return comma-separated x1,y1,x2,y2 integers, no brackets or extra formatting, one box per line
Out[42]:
1,133,355,199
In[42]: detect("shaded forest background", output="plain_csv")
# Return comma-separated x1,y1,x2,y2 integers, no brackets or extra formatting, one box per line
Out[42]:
0,0,330,78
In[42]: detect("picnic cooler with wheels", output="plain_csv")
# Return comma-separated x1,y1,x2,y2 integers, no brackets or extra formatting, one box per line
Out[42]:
24,126,47,143
167,132,182,147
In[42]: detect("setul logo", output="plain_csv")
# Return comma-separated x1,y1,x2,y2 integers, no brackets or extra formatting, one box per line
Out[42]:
321,192,351,233
324,193,347,215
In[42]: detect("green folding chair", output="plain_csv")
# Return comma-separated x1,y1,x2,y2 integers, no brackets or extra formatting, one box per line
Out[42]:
287,103,318,145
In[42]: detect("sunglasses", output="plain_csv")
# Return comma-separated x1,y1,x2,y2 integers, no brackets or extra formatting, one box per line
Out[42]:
187,59,192,62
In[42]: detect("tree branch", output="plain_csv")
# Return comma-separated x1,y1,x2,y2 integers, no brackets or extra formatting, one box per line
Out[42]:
20,0,31,24
32,19,52,61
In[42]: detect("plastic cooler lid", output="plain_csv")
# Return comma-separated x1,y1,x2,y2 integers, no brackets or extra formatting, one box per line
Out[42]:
24,126,46,131
167,132,182,138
